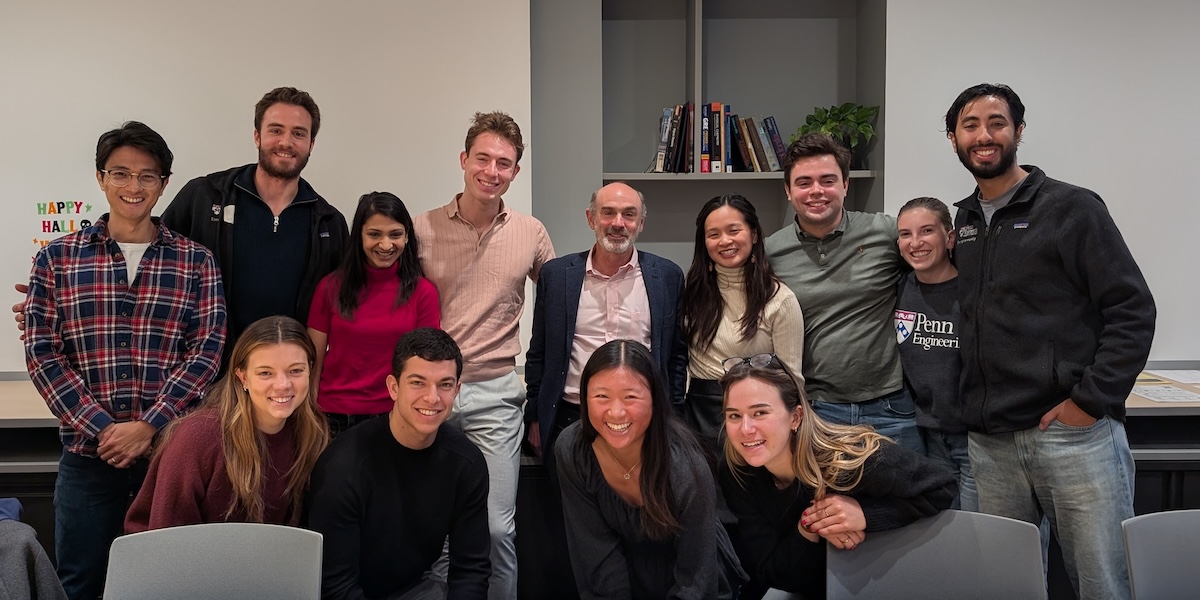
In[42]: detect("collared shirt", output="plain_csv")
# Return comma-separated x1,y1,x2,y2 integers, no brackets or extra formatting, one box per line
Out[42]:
25,215,227,456
563,248,652,404
765,209,904,404
414,195,555,383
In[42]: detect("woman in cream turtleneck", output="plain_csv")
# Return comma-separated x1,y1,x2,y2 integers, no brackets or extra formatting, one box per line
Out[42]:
680,194,805,450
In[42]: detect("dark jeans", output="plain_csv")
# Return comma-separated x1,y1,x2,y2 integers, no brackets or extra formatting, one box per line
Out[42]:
325,412,387,441
811,388,925,456
55,448,148,600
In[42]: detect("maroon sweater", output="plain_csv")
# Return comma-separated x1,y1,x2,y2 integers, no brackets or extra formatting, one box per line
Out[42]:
125,409,298,533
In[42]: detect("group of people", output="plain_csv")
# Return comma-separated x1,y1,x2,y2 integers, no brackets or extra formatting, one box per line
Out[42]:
18,81,1154,600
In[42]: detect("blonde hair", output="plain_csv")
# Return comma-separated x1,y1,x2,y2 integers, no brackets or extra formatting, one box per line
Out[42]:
212,316,328,521
720,362,886,499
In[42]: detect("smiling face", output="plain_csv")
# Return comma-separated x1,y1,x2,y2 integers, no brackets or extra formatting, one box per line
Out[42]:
96,145,167,234
724,376,800,480
897,207,955,275
361,213,407,270
387,356,460,450
236,342,311,434
949,95,1023,180
254,102,314,180
585,366,653,454
704,204,756,269
460,131,520,207
785,154,848,238
586,183,644,256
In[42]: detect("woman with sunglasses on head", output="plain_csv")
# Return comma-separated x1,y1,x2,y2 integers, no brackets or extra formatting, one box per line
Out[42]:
681,194,804,449
719,355,955,599
556,340,747,599
125,316,330,532
307,192,439,438
895,197,976,511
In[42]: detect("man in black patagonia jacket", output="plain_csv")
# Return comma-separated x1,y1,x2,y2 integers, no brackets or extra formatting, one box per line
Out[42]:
162,86,348,349
946,82,1155,600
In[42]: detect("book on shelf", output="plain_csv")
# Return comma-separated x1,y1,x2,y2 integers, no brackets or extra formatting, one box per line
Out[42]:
663,104,683,173
700,104,711,173
723,105,733,172
674,102,693,174
653,107,672,173
753,117,781,171
710,102,723,173
739,115,758,171
726,115,749,172
763,116,788,166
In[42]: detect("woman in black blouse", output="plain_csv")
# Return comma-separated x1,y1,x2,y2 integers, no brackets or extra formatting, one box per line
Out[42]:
555,339,747,599
719,355,955,598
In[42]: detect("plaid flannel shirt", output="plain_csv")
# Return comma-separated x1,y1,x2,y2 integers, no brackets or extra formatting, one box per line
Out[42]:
24,215,226,456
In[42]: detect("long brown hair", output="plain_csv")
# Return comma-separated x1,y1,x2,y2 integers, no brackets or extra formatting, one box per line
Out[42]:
212,316,329,521
720,360,885,499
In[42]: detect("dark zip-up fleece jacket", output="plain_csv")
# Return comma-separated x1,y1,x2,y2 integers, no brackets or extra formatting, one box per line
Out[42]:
953,166,1155,434
161,164,348,331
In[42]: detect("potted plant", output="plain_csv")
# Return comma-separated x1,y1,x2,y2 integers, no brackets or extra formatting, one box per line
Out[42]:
791,102,879,169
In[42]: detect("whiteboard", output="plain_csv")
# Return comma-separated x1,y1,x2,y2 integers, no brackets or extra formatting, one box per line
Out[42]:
0,0,533,372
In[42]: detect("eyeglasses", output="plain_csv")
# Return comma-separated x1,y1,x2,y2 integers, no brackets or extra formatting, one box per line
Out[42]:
722,353,779,373
101,169,166,190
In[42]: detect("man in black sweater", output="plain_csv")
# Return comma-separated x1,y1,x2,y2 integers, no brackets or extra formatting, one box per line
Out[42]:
306,328,491,600
946,83,1155,600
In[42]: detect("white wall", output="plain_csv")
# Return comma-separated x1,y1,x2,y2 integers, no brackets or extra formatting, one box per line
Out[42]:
0,0,532,372
885,0,1199,361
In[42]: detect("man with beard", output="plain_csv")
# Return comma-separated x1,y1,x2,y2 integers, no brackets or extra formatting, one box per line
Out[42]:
946,83,1155,600
525,181,687,462
764,133,923,454
161,87,348,347
521,181,685,597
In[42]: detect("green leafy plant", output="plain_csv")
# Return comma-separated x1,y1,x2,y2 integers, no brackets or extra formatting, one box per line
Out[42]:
792,102,880,150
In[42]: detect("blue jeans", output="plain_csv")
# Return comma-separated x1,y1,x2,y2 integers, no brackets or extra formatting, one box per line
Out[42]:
55,449,147,600
968,417,1134,600
921,428,978,512
811,388,924,455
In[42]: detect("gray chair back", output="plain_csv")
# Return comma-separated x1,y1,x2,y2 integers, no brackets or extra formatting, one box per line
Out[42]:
103,522,322,600
826,509,1045,600
1122,509,1200,600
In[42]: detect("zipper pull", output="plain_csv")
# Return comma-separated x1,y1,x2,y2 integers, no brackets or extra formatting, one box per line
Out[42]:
273,215,279,233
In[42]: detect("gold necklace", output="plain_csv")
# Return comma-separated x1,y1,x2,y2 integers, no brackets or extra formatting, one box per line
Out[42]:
604,444,641,480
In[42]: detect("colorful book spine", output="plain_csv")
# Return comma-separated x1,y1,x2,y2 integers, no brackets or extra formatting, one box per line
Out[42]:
700,104,711,173
755,117,781,171
764,116,788,165
738,116,761,172
723,104,733,172
710,102,723,174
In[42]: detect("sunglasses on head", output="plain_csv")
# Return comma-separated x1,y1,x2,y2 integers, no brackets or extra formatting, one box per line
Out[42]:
721,353,780,373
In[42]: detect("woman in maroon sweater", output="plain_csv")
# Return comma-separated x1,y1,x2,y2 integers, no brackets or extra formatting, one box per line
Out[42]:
126,316,330,532
307,192,439,439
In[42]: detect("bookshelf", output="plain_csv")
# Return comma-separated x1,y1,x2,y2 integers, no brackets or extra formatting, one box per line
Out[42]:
530,0,886,266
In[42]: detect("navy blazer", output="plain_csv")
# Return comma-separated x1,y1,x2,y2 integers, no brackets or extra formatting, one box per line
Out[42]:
525,249,688,451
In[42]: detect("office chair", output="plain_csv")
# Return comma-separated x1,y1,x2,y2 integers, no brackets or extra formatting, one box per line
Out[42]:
826,509,1046,600
103,522,322,600
1123,509,1200,600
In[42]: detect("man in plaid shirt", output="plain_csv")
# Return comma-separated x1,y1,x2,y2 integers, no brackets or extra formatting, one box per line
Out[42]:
24,121,226,600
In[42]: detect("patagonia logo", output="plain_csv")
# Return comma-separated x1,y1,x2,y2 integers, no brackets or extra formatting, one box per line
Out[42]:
319,231,330,238
1013,222,1029,229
